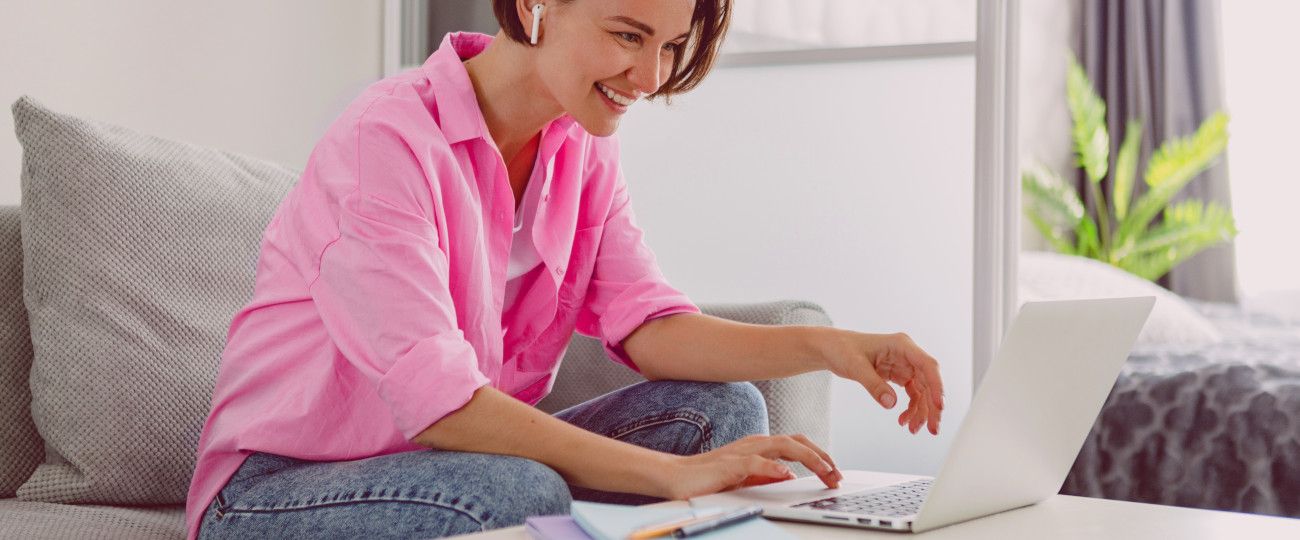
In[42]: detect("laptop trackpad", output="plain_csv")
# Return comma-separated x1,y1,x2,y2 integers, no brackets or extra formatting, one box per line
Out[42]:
690,470,925,510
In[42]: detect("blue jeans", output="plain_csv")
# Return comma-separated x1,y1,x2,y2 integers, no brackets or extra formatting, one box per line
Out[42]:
197,380,769,539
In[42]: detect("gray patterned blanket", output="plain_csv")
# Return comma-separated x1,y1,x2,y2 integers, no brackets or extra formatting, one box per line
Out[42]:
1061,299,1300,518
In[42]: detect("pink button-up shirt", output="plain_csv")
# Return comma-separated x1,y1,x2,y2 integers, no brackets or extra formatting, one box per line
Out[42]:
184,31,699,540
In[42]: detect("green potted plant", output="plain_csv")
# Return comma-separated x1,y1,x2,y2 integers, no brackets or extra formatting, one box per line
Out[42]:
1022,54,1238,282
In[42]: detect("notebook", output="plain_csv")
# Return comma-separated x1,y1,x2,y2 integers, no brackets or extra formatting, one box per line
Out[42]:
568,501,795,540
525,515,593,540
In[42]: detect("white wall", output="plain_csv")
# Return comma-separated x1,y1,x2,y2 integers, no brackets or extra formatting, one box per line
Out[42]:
727,0,976,52
0,0,385,205
1221,3,1300,301
618,55,975,476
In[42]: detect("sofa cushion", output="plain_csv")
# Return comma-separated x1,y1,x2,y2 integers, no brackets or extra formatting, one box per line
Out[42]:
11,96,295,504
0,206,43,497
0,499,185,539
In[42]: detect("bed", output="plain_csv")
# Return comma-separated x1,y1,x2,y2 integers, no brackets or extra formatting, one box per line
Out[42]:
1018,252,1300,518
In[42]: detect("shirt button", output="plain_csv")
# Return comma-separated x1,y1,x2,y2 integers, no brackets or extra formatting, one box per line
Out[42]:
542,194,550,203
555,266,564,275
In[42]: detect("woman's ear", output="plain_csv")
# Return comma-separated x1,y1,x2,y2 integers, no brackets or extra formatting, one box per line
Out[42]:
530,4,545,45
516,0,545,45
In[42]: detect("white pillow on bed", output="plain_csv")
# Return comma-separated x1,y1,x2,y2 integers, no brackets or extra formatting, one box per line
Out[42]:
1017,251,1224,348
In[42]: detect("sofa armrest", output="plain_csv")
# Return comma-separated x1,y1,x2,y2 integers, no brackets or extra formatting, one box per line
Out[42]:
538,299,834,468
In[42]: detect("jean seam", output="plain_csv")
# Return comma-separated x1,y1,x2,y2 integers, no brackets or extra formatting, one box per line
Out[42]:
232,453,301,485
220,494,489,529
607,409,714,451
213,492,228,519
225,469,281,493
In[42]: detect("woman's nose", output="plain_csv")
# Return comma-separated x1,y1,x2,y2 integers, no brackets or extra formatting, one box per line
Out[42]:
626,49,663,95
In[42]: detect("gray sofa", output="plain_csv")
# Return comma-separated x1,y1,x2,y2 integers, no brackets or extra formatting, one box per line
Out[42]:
0,96,832,539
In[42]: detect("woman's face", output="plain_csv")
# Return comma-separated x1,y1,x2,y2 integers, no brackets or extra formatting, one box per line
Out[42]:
532,0,695,136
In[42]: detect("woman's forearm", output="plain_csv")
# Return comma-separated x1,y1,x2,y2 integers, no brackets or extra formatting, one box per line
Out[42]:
411,385,675,495
622,312,832,382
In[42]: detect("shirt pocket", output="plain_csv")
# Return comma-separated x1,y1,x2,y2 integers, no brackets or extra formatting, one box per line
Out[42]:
557,225,603,310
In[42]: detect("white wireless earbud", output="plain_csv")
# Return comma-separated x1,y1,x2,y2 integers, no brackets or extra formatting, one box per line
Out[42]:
530,4,544,45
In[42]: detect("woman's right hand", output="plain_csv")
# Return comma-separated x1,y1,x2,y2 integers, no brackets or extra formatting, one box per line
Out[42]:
655,434,843,500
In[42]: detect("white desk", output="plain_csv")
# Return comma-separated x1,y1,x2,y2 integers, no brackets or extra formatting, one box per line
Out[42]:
449,494,1300,539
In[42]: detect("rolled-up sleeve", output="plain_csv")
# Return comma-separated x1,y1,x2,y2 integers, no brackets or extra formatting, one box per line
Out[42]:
306,107,489,442
574,139,700,372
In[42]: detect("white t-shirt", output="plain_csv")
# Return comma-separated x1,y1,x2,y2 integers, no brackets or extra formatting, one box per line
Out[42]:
503,170,545,314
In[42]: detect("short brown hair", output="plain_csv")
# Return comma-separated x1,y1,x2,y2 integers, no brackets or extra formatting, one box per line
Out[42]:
492,0,732,100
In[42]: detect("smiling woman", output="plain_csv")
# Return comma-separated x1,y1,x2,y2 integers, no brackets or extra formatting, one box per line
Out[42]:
185,1,953,539
466,0,730,150
184,0,856,538
492,0,730,101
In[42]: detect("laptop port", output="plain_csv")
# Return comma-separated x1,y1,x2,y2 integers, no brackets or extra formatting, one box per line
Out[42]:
823,515,850,521
879,520,893,527
857,518,872,525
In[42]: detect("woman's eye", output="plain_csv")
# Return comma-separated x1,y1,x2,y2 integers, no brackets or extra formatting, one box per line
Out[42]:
616,32,640,44
663,42,681,54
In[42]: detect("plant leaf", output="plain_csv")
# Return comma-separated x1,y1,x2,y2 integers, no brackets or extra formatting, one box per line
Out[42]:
1114,112,1229,248
1075,214,1101,258
1145,112,1230,190
1067,54,1110,185
1112,119,1142,221
1114,199,1238,280
1027,211,1077,254
1022,165,1086,254
1022,164,1086,227
1119,248,1179,281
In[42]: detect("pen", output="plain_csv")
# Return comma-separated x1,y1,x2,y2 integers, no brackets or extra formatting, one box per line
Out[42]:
672,506,764,538
626,510,730,540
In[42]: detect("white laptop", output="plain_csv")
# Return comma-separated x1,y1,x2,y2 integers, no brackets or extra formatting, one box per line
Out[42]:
691,296,1156,534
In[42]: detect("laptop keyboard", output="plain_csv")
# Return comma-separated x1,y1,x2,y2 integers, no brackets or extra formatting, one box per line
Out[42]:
792,478,932,517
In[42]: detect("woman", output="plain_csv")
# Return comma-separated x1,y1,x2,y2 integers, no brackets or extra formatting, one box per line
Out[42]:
186,1,946,538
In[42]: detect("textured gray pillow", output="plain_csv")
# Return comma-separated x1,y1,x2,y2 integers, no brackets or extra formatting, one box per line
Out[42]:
0,500,185,539
11,96,296,504
0,206,43,497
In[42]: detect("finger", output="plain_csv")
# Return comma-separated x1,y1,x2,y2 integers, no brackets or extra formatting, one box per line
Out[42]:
925,385,935,434
908,365,942,435
740,474,794,488
920,354,945,410
923,377,942,435
739,458,797,488
855,363,898,410
900,383,919,433
928,397,941,435
787,433,841,488
790,433,838,470
742,455,794,482
764,436,838,488
898,394,914,426
908,383,928,434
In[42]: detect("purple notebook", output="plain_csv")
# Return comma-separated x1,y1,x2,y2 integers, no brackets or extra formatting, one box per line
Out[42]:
525,515,595,540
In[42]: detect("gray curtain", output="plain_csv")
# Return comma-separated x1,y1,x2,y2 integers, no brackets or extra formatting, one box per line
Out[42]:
1077,0,1240,303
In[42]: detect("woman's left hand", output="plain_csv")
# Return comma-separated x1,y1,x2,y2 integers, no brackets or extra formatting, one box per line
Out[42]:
816,329,945,435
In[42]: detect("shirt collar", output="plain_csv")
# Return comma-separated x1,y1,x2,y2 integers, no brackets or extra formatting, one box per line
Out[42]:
422,32,577,146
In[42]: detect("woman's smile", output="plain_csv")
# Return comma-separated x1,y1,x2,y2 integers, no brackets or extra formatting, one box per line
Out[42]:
595,81,635,112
